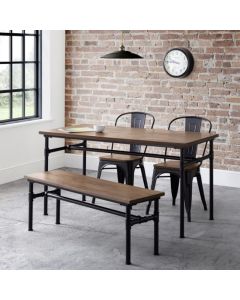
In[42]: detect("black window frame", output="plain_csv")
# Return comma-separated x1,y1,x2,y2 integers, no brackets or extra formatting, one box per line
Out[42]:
0,30,42,124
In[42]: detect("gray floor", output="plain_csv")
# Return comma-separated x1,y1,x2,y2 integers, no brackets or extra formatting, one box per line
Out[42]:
0,167,240,270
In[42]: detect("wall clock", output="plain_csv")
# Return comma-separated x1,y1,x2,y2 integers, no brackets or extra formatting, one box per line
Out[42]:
163,48,194,78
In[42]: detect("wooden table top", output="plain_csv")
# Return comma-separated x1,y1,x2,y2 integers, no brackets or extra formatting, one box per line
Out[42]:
39,125,219,149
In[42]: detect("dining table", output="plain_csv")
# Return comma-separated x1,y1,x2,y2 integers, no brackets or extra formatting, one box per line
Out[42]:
39,125,219,238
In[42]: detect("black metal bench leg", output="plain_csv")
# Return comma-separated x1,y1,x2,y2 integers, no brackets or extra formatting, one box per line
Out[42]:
126,205,132,265
44,187,48,215
154,199,159,255
82,140,87,202
56,189,61,225
28,182,34,231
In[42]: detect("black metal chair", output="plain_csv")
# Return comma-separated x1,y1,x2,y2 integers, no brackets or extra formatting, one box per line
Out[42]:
146,116,212,221
92,112,155,203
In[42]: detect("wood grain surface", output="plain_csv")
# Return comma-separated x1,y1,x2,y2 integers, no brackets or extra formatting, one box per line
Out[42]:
39,125,218,149
25,170,164,205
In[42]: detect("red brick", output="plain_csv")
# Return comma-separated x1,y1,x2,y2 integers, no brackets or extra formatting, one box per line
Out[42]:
213,40,234,47
65,30,240,171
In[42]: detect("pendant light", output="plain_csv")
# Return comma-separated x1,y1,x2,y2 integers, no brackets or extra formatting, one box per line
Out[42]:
101,31,143,59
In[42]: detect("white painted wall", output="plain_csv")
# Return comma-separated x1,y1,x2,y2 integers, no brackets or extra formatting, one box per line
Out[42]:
0,31,65,184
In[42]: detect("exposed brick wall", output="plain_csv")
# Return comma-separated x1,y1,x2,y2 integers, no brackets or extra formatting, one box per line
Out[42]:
65,30,240,171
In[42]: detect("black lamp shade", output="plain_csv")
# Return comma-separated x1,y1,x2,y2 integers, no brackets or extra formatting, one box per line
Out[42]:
101,49,143,59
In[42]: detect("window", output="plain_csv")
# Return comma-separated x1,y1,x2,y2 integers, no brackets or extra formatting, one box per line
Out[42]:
0,30,41,124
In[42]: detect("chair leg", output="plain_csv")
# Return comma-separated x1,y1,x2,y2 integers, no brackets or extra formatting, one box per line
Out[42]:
185,173,193,222
170,174,179,206
117,166,125,184
146,168,158,215
139,163,148,189
92,161,105,204
196,172,207,211
125,163,135,186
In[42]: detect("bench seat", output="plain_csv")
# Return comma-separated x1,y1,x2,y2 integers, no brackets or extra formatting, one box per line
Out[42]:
26,170,164,205
25,170,164,265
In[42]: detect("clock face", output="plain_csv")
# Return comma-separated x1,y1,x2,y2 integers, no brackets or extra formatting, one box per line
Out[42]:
163,48,194,78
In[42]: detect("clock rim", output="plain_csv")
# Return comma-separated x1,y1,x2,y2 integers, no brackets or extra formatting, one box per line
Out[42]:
163,47,194,78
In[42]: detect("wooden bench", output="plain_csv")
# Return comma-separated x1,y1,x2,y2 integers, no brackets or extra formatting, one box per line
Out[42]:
25,170,164,265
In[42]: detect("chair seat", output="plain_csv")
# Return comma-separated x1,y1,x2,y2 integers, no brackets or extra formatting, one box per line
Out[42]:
100,154,142,163
154,160,201,171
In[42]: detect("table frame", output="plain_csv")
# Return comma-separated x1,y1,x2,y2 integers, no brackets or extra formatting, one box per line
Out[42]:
42,133,214,238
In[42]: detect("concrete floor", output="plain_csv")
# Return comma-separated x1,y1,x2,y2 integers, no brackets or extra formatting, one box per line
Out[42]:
0,167,240,270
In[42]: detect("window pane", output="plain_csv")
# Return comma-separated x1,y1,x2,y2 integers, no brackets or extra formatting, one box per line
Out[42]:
25,36,35,61
25,91,35,116
25,63,35,88
12,36,22,61
0,65,10,90
0,36,9,61
0,93,10,120
13,92,23,118
0,30,41,123
12,64,22,89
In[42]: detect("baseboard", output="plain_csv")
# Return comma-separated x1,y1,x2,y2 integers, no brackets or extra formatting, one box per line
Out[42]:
199,168,240,189
0,154,64,185
64,153,240,188
2,152,239,188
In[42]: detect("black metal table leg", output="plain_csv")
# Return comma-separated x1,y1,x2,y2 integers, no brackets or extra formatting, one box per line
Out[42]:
56,189,61,224
126,205,132,265
82,140,87,201
28,182,34,231
180,149,185,238
154,199,159,255
44,135,49,215
209,140,214,220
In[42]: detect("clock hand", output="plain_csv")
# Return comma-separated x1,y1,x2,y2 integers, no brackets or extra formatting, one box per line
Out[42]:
165,60,180,64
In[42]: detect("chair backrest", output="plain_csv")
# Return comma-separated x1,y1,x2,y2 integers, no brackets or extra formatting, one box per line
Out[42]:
165,116,212,160
112,112,155,154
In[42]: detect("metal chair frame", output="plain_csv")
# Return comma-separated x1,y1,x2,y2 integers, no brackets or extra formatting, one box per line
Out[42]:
146,116,212,220
165,116,212,163
92,112,155,203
